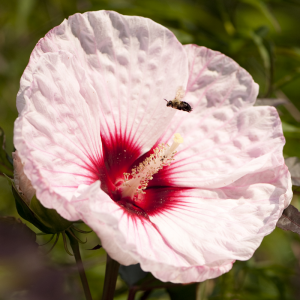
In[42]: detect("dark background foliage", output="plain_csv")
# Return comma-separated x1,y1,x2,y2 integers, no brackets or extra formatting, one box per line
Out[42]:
1,0,300,299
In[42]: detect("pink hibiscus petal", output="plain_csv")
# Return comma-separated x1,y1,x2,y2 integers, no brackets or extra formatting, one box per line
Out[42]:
153,45,285,189
82,162,291,283
14,11,188,219
14,51,101,219
157,45,258,145
84,182,233,283
154,105,286,188
17,10,188,153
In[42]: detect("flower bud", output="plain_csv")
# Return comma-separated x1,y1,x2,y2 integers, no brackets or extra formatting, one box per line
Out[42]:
11,151,73,234
12,151,35,204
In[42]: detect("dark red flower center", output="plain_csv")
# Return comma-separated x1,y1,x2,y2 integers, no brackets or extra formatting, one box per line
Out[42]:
86,132,185,219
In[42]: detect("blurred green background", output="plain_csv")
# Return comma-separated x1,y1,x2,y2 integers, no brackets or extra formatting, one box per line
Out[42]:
1,0,300,299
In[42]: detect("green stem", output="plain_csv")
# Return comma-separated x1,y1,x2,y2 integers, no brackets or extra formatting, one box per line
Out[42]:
101,254,120,300
66,230,93,300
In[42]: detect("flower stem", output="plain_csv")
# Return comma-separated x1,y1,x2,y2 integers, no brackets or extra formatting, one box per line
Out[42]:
66,230,93,300
101,254,120,300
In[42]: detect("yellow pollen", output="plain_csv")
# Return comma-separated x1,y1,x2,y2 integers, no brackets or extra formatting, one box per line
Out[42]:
121,133,184,199
173,133,184,144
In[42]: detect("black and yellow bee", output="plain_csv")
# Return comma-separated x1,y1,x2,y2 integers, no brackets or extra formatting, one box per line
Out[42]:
164,86,192,113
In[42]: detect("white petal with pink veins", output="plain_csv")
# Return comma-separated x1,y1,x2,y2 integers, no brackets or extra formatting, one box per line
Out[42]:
83,164,291,283
17,10,188,153
14,11,188,219
150,166,291,268
15,51,100,219
159,45,259,144
157,106,286,188
85,182,233,283
156,45,286,189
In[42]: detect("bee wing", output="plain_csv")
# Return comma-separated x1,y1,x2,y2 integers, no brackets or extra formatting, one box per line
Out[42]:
175,86,185,100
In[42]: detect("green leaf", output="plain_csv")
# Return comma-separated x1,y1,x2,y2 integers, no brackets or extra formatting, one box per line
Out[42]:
275,47,300,61
29,195,73,233
273,67,300,90
11,183,54,233
4,171,72,233
249,30,270,72
0,127,13,177
3,174,34,222
282,122,300,139
241,0,281,32
217,0,235,36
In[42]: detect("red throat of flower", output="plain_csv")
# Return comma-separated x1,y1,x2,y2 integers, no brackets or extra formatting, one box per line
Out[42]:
105,133,184,218
121,133,184,200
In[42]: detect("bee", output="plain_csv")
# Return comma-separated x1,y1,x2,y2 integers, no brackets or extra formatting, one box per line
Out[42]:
164,86,192,113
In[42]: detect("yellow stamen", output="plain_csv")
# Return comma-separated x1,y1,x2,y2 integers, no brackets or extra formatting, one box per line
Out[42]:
121,133,183,199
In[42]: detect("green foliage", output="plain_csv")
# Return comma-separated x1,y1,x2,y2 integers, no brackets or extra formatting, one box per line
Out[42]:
0,127,13,177
29,195,73,233
5,173,73,234
1,0,300,299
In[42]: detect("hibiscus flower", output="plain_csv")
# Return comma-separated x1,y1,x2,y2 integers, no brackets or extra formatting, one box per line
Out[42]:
14,10,292,283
